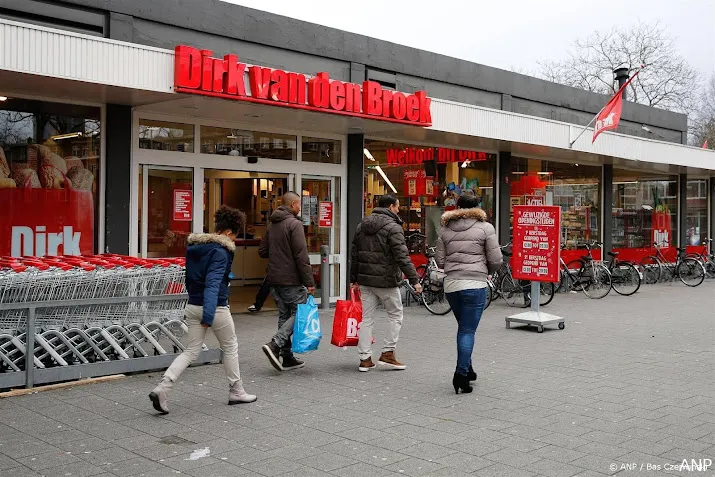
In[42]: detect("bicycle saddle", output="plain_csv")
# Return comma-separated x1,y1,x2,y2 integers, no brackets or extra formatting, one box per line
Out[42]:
607,251,619,257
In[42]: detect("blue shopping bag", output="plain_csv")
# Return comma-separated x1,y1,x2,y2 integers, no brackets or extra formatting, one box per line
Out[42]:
292,295,322,354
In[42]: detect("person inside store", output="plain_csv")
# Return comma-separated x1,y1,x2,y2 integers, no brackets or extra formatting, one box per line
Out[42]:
149,205,257,414
350,194,422,372
259,192,316,371
436,194,503,394
248,276,270,313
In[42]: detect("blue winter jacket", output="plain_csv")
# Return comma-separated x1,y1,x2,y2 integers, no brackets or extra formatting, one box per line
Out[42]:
185,233,235,326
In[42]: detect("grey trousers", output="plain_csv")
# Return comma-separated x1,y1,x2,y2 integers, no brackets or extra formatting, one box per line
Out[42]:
271,285,308,357
357,285,404,360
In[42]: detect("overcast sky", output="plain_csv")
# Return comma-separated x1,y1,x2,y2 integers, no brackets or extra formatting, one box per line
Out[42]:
224,0,714,80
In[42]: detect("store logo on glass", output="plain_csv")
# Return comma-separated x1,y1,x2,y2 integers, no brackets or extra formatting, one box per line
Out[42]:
173,45,431,126
11,226,81,257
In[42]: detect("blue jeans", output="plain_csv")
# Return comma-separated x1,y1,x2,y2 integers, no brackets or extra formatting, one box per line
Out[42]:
446,288,487,377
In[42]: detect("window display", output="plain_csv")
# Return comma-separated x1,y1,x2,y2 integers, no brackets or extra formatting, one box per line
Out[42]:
363,140,496,262
510,158,600,250
0,98,100,256
199,126,296,160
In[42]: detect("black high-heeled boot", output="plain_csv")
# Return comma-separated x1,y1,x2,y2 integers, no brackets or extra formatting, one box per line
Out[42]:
468,365,477,382
452,373,473,394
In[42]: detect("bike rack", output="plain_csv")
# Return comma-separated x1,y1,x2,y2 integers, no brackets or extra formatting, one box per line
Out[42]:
0,295,222,390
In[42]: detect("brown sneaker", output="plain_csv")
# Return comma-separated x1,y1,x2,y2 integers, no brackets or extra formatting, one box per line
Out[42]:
378,351,406,370
358,357,376,372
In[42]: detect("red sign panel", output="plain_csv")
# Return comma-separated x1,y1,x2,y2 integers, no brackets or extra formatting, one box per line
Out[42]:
173,190,192,222
512,205,561,283
386,147,489,165
318,201,333,227
524,195,545,206
403,169,427,196
174,45,431,127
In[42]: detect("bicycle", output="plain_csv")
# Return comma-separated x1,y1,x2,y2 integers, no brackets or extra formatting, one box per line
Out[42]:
685,238,715,279
401,241,452,316
493,244,555,308
639,242,705,287
557,241,612,299
602,246,642,296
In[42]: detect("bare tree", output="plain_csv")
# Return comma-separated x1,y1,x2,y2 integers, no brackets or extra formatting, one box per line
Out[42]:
691,75,715,148
538,21,700,115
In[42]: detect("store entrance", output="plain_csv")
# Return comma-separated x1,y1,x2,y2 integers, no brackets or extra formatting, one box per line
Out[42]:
204,170,293,312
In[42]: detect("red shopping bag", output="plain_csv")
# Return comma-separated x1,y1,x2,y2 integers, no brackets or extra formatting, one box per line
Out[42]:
331,287,363,347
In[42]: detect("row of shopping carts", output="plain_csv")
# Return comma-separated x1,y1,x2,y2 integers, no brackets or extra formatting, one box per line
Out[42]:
0,255,191,375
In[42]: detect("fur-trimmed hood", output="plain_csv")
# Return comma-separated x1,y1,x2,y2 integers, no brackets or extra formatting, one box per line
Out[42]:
187,233,236,252
441,207,487,225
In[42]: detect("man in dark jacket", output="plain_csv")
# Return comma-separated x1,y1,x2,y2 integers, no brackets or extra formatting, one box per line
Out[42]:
259,192,315,371
350,194,422,372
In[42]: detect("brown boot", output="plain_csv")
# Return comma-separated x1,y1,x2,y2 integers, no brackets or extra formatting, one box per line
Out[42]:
378,351,406,370
358,357,376,372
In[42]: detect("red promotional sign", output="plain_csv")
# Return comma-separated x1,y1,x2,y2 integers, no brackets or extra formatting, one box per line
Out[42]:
524,195,545,206
173,190,192,222
652,211,672,246
0,188,94,257
319,201,333,227
386,147,490,165
403,169,427,196
512,205,561,282
174,45,431,127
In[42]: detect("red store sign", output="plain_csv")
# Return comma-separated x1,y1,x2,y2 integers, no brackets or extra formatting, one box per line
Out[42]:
174,45,432,126
173,190,192,222
386,147,489,166
318,201,333,228
511,205,561,283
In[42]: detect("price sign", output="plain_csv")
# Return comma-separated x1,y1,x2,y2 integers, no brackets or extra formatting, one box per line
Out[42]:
173,190,192,221
511,205,561,282
319,201,333,227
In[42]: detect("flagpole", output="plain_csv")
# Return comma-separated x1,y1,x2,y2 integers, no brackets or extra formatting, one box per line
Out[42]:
569,106,605,148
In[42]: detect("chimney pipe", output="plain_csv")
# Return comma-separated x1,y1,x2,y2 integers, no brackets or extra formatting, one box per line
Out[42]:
613,67,630,100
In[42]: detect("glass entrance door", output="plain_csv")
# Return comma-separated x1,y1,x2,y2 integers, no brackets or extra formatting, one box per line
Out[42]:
301,176,341,302
139,166,193,258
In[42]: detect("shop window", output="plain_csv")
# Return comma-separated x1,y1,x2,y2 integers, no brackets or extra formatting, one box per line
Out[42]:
0,97,101,256
302,137,342,164
510,158,601,250
686,179,708,246
363,140,496,261
199,126,296,160
139,119,194,153
612,171,678,249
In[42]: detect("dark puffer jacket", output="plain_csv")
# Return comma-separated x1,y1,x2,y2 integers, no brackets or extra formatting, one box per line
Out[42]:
350,208,419,288
435,207,503,282
185,233,235,326
259,206,315,287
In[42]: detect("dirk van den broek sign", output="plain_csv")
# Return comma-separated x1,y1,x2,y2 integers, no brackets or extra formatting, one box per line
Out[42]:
173,45,432,126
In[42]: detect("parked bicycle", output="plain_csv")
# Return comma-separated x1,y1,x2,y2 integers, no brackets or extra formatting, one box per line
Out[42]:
600,244,642,296
557,241,612,299
639,242,705,287
685,238,715,279
401,236,451,315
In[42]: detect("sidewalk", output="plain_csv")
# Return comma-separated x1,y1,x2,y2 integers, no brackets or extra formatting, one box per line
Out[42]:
0,283,713,477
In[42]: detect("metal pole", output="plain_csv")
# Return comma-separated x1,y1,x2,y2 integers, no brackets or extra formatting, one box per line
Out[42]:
320,245,330,310
25,307,35,388
530,281,540,315
569,109,603,148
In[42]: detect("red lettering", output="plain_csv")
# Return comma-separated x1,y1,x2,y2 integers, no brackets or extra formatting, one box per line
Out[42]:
329,81,346,111
407,148,415,164
212,57,227,93
308,72,330,108
363,81,382,116
416,149,424,164
381,90,394,119
249,66,272,99
397,150,406,165
269,70,289,102
425,148,434,161
416,91,432,124
201,50,213,92
459,150,468,161
437,148,447,163
223,55,246,96
406,95,419,122
288,73,306,104
344,83,361,113
174,45,201,89
392,92,407,120
386,149,398,165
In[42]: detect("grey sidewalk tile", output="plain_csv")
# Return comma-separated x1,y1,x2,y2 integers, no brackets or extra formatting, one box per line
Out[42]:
0,453,22,471
494,435,550,453
656,435,712,453
159,453,221,473
569,454,622,475
432,451,494,472
530,444,587,464
213,446,268,466
329,462,405,477
481,448,542,468
297,452,359,471
397,442,456,461
0,465,41,477
473,463,537,477
17,450,82,471
446,438,504,457
384,457,445,476
242,456,304,476
35,460,106,477
580,430,630,445
279,465,336,477
527,458,586,477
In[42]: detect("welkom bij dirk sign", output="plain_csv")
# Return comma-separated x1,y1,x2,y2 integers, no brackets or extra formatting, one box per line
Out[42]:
173,45,432,127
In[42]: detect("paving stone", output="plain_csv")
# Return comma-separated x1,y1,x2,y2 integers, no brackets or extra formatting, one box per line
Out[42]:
432,451,494,472
473,463,538,477
297,452,359,472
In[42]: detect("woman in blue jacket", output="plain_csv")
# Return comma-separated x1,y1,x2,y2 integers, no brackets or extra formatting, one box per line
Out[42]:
150,206,257,413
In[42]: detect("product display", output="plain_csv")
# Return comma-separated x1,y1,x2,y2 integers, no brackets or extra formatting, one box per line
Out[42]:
0,147,9,178
67,166,94,191
0,178,15,188
13,167,41,188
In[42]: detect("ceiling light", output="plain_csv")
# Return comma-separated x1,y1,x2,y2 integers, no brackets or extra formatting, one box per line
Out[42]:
374,165,397,193
0,96,7,102
50,132,83,140
364,148,375,161
461,161,470,169
537,172,552,175
511,171,525,175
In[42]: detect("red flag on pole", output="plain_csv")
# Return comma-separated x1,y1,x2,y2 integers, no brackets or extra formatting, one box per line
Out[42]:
703,140,709,149
592,70,641,143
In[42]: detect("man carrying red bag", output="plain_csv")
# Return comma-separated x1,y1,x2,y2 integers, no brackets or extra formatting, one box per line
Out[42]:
349,194,422,372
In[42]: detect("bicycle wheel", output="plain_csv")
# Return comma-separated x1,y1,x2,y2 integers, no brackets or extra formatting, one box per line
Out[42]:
419,273,452,315
558,260,585,293
677,258,705,287
581,262,611,299
500,273,528,308
538,281,556,306
704,260,715,279
611,262,641,296
484,282,493,310
639,256,661,284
